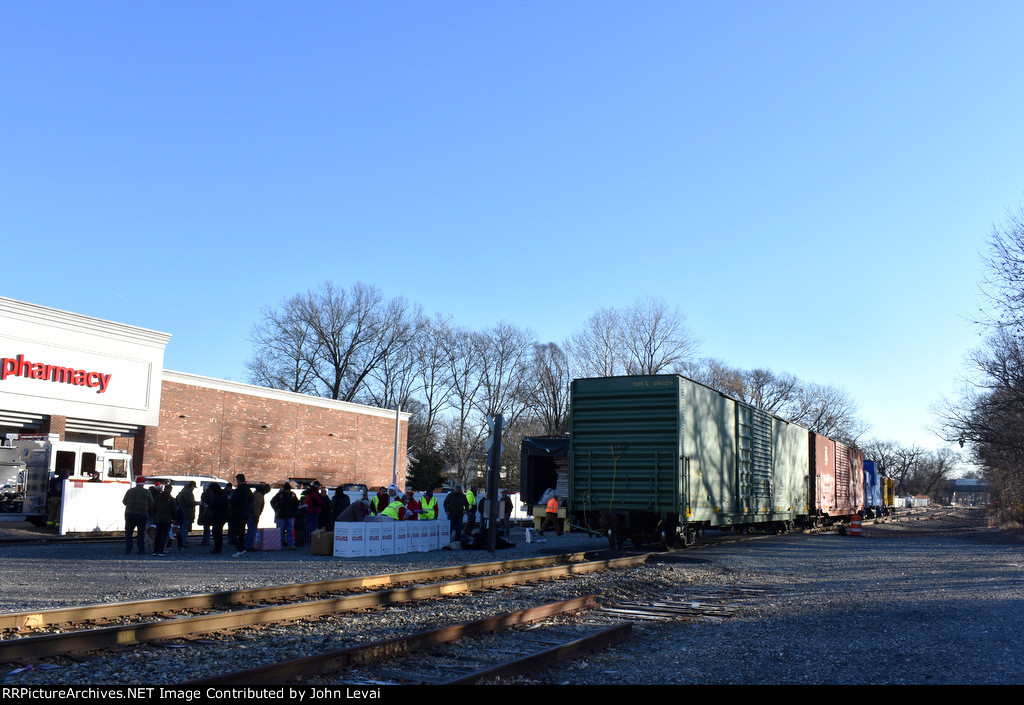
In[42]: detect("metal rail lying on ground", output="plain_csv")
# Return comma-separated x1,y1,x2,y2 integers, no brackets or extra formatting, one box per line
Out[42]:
0,554,650,662
0,551,597,632
183,595,629,685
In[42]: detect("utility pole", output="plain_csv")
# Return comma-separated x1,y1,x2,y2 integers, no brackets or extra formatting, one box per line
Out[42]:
485,414,503,552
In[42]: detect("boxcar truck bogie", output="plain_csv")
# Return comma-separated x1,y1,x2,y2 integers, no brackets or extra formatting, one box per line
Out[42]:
568,375,807,550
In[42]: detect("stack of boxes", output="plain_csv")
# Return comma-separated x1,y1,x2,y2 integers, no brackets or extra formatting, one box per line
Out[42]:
333,520,446,557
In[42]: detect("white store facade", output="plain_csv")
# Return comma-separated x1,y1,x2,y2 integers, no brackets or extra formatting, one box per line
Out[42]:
0,297,171,444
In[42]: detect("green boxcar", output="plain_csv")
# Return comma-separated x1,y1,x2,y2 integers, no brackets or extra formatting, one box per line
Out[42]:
569,375,808,548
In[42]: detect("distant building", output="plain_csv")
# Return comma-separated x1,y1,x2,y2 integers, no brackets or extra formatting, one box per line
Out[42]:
946,478,989,506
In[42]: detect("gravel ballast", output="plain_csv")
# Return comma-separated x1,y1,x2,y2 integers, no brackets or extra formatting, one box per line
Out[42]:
1,508,1022,685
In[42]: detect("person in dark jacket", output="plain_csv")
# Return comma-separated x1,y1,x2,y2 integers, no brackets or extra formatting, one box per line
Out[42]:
152,484,178,557
270,482,299,549
176,481,197,548
207,483,229,554
444,488,469,543
46,470,69,529
337,499,369,522
500,490,513,535
198,482,213,546
370,487,389,515
303,482,327,541
246,484,269,550
327,485,350,531
123,476,154,555
294,492,309,547
228,474,253,557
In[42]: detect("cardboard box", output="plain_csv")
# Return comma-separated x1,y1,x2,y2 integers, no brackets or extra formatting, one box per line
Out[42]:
311,530,334,556
410,522,428,552
364,523,384,556
379,522,396,555
394,522,410,554
427,520,443,549
333,524,366,557
255,527,281,551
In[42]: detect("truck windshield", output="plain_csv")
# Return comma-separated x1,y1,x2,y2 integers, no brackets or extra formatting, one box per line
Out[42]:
107,458,129,479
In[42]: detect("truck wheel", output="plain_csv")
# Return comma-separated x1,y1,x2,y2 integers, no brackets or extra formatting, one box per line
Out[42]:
684,527,698,547
607,528,623,549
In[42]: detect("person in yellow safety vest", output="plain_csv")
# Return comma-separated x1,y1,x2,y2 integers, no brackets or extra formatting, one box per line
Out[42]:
371,487,388,515
381,496,407,521
418,490,437,520
465,486,477,533
538,494,563,536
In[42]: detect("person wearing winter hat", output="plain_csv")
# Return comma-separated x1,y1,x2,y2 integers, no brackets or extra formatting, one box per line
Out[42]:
270,481,299,549
371,487,389,515
122,476,154,555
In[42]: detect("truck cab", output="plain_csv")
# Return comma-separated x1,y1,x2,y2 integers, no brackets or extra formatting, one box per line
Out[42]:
1,434,133,523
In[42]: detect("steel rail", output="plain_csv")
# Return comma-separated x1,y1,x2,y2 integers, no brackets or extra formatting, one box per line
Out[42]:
0,535,123,546
0,551,596,631
0,554,650,662
440,622,632,685
183,595,606,685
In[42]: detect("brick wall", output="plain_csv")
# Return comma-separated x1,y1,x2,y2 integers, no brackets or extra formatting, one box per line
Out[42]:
140,378,407,490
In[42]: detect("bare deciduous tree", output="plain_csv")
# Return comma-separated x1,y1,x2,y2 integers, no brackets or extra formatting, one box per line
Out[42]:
567,297,700,378
621,296,700,375
439,327,486,485
246,294,320,394
861,438,926,496
475,321,535,428
742,368,800,415
411,313,458,448
980,203,1024,335
363,313,423,410
527,342,572,435
567,307,624,378
907,447,961,497
247,281,418,403
786,381,868,445
679,357,745,396
939,201,1024,520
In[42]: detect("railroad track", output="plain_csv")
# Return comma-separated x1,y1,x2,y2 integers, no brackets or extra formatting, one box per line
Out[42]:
184,582,763,685
186,580,783,685
0,510,945,684
0,551,600,633
186,595,629,685
0,532,124,546
0,552,650,664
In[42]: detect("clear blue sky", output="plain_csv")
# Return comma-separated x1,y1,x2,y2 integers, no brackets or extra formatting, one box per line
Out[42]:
3,2,1022,452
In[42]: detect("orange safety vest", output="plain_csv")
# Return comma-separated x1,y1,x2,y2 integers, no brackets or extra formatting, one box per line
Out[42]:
546,497,559,514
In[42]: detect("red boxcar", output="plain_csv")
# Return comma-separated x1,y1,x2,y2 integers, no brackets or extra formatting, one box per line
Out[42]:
807,432,865,525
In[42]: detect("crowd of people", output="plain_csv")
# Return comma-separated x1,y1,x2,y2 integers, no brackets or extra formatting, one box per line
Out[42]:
122,475,519,557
